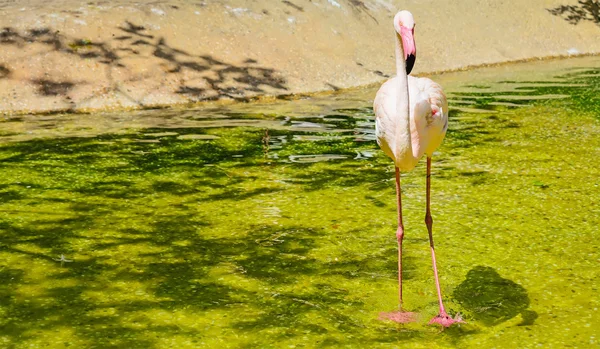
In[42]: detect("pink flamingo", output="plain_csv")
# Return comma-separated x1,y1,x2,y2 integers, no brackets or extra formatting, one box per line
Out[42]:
374,10,461,327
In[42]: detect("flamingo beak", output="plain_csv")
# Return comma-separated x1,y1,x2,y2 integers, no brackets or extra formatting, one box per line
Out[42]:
400,26,416,74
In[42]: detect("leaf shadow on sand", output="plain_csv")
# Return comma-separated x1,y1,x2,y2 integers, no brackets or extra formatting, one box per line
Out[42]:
547,0,600,26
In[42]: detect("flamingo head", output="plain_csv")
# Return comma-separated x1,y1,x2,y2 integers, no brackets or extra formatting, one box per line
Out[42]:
394,10,416,74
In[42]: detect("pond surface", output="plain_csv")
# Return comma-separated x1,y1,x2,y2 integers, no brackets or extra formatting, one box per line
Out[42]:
0,56,599,348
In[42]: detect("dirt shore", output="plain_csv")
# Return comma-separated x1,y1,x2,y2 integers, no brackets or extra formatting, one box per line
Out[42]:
0,0,599,114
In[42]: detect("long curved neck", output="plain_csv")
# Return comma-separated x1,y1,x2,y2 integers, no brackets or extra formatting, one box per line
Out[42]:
394,32,413,161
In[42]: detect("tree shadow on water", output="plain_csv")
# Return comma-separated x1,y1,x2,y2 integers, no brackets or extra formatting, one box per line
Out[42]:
453,266,538,327
0,114,458,346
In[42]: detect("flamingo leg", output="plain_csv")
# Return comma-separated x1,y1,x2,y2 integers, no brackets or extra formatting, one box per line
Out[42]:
378,167,415,323
394,166,405,306
426,157,463,327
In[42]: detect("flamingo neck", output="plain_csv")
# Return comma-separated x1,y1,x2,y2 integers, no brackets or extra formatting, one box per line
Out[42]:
394,32,413,164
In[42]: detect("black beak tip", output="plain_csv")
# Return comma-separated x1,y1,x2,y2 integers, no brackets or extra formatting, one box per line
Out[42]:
406,54,416,75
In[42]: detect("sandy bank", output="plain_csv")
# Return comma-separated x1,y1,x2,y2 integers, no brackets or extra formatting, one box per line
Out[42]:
0,0,599,114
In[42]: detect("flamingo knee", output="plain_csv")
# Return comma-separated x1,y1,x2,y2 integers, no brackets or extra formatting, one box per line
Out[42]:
425,213,433,231
396,225,405,243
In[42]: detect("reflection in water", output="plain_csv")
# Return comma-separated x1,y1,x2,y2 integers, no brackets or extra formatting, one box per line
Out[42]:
288,154,349,163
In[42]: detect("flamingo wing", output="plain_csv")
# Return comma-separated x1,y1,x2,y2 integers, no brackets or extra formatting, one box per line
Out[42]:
408,76,448,157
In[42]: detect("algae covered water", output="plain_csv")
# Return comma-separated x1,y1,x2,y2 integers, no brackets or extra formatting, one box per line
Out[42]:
0,56,599,348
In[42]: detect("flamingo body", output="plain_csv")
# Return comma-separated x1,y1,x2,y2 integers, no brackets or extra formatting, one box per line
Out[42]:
374,75,448,171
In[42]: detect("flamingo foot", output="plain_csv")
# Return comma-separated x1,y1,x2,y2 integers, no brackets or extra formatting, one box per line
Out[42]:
378,310,417,324
428,311,464,328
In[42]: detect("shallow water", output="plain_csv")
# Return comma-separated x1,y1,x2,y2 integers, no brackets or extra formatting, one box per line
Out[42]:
0,56,599,348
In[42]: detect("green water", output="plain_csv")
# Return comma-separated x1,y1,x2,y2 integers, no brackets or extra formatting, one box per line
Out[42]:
0,56,599,348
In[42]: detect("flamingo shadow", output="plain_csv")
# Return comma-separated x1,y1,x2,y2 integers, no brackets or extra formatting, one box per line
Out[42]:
453,266,538,327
